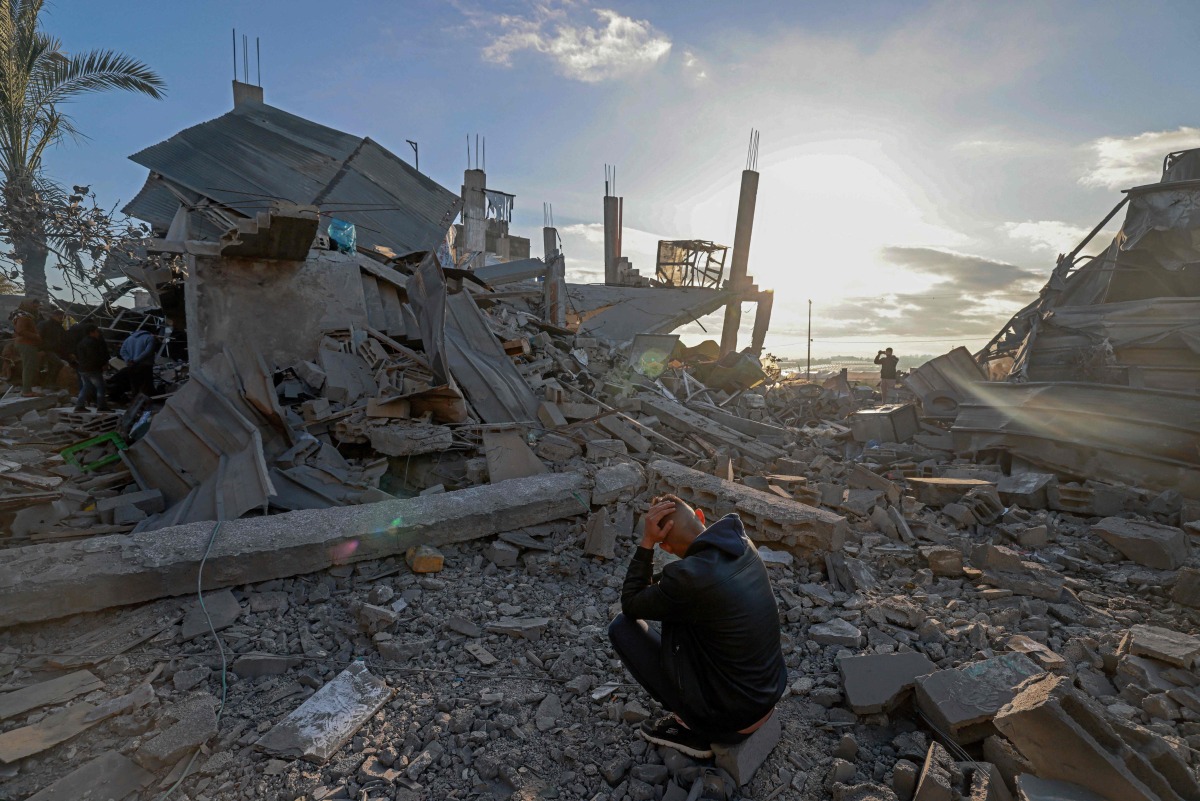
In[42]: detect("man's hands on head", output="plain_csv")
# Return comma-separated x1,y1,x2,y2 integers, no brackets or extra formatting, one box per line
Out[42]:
641,497,677,550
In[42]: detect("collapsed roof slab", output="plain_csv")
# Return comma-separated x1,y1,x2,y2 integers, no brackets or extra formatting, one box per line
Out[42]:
568,285,736,345
0,472,590,629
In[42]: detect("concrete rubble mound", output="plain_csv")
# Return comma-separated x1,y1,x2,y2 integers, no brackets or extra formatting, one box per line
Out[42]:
3,93,1200,801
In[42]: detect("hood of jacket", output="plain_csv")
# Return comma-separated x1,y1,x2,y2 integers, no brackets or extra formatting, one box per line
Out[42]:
684,513,748,558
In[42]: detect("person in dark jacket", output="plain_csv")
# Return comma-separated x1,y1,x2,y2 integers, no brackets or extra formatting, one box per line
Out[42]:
608,495,787,757
35,308,67,385
74,324,110,411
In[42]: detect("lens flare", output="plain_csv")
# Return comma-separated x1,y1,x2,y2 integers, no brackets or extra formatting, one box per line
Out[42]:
330,539,359,563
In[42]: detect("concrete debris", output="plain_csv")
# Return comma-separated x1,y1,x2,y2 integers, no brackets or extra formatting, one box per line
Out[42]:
839,652,936,714
256,661,394,763
1091,517,1190,570
995,673,1200,801
5,89,1200,801
915,653,1044,744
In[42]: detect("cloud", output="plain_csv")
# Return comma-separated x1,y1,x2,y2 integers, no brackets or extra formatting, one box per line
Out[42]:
879,246,1041,296
1002,220,1090,253
482,6,671,83
1081,127,1200,189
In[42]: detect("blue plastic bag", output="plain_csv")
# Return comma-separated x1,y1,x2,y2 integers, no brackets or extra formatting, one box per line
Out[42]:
328,219,357,254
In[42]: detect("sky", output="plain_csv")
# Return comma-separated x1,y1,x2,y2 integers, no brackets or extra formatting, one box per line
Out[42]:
43,0,1200,359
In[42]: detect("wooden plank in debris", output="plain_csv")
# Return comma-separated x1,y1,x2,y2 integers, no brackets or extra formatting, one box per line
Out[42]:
0,701,101,763
0,491,61,512
39,600,184,671
0,670,104,722
25,750,153,801
3,472,64,491
256,661,394,763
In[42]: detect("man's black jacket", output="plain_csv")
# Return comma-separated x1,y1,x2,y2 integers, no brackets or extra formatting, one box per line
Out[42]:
620,513,787,733
76,335,110,373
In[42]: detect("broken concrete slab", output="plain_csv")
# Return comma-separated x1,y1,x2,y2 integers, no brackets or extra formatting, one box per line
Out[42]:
1012,775,1105,801
25,750,154,801
181,588,243,640
367,423,454,457
486,617,550,641
257,661,394,763
839,652,936,714
233,653,302,678
649,459,846,560
583,512,618,560
915,653,1043,744
995,673,1200,801
906,477,994,508
1172,567,1200,608
592,462,646,506
484,539,520,567
482,428,548,482
1091,517,1189,570
135,693,219,769
711,709,781,786
1126,624,1200,668
810,618,862,647
913,741,960,801
0,471,591,627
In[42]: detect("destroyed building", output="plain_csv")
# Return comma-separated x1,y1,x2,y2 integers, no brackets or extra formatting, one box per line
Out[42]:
1,82,1199,801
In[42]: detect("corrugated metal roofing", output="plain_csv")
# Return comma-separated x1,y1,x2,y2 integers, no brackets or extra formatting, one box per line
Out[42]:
123,100,460,255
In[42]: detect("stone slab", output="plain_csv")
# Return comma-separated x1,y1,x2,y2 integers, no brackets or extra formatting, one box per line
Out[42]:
839,652,936,714
711,710,781,786
1171,567,1200,608
25,749,154,801
915,653,1042,745
1092,517,1189,570
256,661,394,763
0,472,591,627
593,462,645,506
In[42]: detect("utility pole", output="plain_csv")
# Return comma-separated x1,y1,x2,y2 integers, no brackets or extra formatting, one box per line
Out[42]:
407,140,419,173
806,299,812,380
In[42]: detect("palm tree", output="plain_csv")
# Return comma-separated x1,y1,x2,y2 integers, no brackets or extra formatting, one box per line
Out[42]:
0,0,164,299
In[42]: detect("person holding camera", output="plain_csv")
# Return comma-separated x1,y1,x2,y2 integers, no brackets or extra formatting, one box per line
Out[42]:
874,347,899,403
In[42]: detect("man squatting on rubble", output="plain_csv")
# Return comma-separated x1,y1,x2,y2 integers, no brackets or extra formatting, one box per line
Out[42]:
874,346,899,404
608,494,787,758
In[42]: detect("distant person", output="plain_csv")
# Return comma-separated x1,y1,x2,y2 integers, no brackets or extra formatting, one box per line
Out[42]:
74,324,110,412
120,329,157,399
10,298,41,396
874,347,899,403
35,307,67,385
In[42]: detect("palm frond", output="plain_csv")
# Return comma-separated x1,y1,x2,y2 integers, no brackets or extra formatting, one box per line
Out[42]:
40,49,166,103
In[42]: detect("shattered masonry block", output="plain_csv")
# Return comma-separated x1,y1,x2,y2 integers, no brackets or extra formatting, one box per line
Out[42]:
1091,517,1190,570
995,673,1200,801
913,741,959,801
367,423,454,457
839,652,936,715
405,545,444,574
1172,567,1200,608
593,462,646,506
809,618,862,647
135,694,219,770
915,653,1043,745
649,459,847,560
232,653,301,678
920,546,963,577
485,617,550,642
586,438,628,459
583,513,618,560
711,710,781,786
256,661,394,763
484,540,520,567
1127,624,1200,669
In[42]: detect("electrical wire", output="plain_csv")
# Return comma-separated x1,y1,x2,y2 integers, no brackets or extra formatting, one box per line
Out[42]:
158,521,227,801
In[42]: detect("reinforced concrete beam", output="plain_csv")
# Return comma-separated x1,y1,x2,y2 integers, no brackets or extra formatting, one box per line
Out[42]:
649,459,846,561
0,473,591,629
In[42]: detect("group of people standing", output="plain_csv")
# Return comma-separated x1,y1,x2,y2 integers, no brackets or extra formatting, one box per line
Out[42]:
7,298,158,411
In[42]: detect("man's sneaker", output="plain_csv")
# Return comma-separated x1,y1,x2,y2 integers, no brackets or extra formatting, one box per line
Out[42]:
638,716,713,758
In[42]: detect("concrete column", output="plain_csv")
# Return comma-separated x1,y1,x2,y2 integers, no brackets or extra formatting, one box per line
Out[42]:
544,254,566,327
750,290,774,355
543,226,558,260
720,169,759,355
603,195,621,285
461,169,487,263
